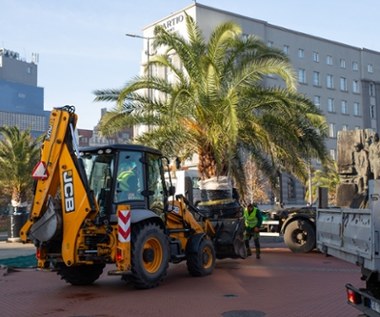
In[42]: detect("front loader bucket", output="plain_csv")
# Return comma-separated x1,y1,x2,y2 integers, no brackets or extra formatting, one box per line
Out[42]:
212,217,246,259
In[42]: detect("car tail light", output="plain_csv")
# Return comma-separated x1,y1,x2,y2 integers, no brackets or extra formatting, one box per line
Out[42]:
347,288,361,305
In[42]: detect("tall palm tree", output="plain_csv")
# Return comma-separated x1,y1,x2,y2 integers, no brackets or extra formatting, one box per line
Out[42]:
0,126,41,211
94,14,328,201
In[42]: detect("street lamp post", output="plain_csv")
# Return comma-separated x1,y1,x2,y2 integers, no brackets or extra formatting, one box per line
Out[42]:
126,33,155,133
125,33,154,99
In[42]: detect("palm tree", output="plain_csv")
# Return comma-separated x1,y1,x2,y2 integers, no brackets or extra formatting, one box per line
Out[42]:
0,126,41,211
306,162,340,206
94,14,328,201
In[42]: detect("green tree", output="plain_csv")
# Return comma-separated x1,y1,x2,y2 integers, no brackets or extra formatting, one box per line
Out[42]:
94,15,328,199
0,127,41,210
306,162,340,206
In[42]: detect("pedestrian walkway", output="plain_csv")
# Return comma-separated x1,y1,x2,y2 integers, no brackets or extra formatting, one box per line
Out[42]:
0,246,361,317
0,234,284,270
0,240,36,268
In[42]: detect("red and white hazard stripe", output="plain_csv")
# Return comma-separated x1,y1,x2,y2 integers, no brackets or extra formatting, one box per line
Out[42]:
118,208,131,243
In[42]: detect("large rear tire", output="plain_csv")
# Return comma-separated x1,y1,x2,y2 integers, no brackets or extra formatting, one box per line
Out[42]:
186,238,216,277
56,263,105,285
130,222,169,289
284,220,315,253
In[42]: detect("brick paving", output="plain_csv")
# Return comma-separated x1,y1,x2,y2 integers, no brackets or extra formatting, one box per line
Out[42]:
0,240,363,317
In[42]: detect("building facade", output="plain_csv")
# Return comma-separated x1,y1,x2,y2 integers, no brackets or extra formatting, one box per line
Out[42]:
0,48,50,137
77,108,133,147
137,3,380,206
0,49,133,148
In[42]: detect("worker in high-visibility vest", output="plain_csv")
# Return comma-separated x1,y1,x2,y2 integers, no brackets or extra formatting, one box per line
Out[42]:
117,161,138,198
243,203,263,259
117,163,136,191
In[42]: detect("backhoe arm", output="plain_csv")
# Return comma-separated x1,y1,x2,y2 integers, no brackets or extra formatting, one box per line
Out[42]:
20,106,98,265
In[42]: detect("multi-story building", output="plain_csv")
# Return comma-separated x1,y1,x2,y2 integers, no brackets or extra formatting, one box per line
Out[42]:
0,49,133,148
0,48,49,137
137,3,380,205
77,108,133,147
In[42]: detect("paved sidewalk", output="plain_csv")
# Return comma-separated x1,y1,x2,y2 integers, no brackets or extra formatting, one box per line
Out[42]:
0,240,35,260
0,246,361,317
0,230,35,261
0,233,284,261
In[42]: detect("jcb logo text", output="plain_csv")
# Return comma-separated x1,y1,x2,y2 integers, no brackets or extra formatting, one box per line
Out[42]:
63,170,75,212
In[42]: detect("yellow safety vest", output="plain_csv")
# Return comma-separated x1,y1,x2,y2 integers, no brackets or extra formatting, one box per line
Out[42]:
244,207,258,228
118,170,134,190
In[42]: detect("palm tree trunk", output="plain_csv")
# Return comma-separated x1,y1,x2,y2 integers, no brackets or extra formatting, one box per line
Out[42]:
197,147,234,203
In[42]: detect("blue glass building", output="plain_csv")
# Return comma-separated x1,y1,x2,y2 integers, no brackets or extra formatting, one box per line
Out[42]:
0,48,49,138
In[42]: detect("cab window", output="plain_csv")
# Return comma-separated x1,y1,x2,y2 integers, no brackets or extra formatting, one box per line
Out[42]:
115,151,144,202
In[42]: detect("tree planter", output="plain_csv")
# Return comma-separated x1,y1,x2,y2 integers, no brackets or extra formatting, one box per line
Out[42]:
7,206,28,242
197,176,242,218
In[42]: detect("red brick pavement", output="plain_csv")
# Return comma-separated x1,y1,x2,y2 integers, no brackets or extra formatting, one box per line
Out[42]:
0,247,363,317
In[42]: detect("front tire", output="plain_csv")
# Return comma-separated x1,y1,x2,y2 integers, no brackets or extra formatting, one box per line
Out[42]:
130,222,169,289
284,220,315,253
186,238,216,277
56,263,105,285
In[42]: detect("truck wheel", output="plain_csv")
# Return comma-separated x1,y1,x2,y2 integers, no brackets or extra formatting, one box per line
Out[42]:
56,263,105,285
186,238,216,277
283,220,315,253
130,222,169,289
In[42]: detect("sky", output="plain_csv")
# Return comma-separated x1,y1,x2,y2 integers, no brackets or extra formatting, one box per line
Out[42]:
1,0,379,129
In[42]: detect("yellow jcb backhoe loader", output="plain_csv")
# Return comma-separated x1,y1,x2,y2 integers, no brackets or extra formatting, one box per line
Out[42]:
20,106,246,289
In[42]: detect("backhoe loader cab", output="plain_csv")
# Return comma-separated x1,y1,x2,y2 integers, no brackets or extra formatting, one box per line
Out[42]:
20,106,245,289
80,144,171,219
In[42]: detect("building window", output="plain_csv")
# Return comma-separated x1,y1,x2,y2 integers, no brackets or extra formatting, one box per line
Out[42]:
369,82,376,96
353,102,360,116
0,111,47,132
313,95,321,108
313,71,320,86
313,51,319,62
298,48,304,58
342,124,348,131
326,55,333,65
283,45,289,55
370,105,376,119
352,80,360,93
328,98,335,112
368,64,374,73
326,74,334,89
329,123,336,138
27,67,31,74
267,41,273,47
340,59,346,68
340,77,348,91
298,68,306,84
341,100,348,114
352,61,359,71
